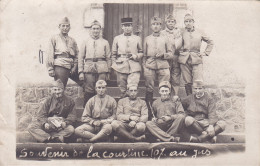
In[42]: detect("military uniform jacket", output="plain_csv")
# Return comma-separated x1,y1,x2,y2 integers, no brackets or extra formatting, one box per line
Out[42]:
116,97,148,123
179,27,214,65
152,97,185,119
47,33,79,71
143,33,173,70
111,34,143,74
81,95,117,125
181,92,218,125
78,35,111,74
161,28,182,61
35,94,76,126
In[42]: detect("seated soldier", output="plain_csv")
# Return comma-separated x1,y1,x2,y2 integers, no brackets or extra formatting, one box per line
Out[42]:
75,80,117,142
146,81,185,142
28,79,76,143
181,80,226,143
111,84,148,142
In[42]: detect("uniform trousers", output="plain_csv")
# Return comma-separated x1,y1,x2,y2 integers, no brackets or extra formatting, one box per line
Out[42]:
83,73,107,93
180,58,203,84
75,123,112,140
28,122,74,143
144,67,170,93
116,72,140,95
146,114,185,142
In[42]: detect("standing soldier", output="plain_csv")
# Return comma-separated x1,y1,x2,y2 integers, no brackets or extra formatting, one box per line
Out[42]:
28,79,76,143
75,80,117,143
47,17,81,88
161,14,182,97
78,20,111,106
143,16,173,119
181,80,226,143
112,84,148,142
111,18,143,98
146,81,185,142
179,14,214,96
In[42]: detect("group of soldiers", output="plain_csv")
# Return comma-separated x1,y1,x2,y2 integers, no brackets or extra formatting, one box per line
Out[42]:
28,13,226,143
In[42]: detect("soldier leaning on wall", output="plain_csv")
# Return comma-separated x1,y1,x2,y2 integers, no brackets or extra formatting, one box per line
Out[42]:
46,17,82,88
78,20,111,107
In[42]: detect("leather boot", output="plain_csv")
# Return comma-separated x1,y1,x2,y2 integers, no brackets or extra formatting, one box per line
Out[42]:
145,91,154,120
189,122,204,143
185,83,193,96
115,126,141,142
190,121,204,135
195,125,224,143
89,130,108,143
83,92,95,107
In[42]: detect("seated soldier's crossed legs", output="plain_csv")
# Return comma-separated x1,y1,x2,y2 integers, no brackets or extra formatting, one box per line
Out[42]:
185,116,226,143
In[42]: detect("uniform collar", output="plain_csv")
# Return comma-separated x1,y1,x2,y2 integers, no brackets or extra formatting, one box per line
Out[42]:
124,33,132,36
186,26,195,32
152,32,160,37
165,27,177,34
91,35,100,40
59,33,68,37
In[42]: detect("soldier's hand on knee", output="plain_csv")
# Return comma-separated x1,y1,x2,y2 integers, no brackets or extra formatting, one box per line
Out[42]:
79,73,84,81
61,122,67,129
129,121,136,128
207,125,215,137
44,123,50,130
93,120,101,127
130,116,139,122
157,118,164,124
48,70,55,77
161,116,172,122
152,117,157,122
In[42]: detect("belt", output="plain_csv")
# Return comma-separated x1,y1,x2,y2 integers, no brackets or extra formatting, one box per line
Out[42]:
118,54,132,58
55,54,73,59
183,49,200,53
85,58,106,62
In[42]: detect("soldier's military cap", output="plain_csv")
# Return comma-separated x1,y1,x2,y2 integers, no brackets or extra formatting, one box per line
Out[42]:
159,81,171,89
165,14,176,22
151,16,162,24
127,84,138,90
192,80,204,87
59,17,70,25
96,80,107,87
184,14,194,21
52,79,64,89
121,18,133,24
91,20,101,28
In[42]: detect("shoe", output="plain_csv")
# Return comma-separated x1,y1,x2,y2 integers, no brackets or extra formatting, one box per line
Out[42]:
76,138,83,143
189,136,199,143
136,135,146,142
209,136,217,143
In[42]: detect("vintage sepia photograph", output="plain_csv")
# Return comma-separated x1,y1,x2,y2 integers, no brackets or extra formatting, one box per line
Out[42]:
0,0,260,165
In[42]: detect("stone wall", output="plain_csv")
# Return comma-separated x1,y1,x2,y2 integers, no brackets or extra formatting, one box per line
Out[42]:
16,85,245,133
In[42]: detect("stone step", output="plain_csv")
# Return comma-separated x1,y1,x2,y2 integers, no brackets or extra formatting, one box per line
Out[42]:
16,131,245,144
